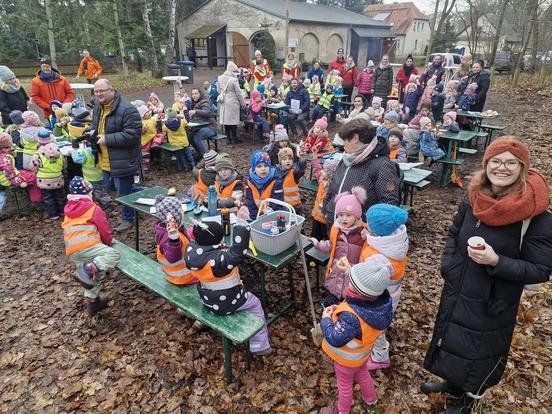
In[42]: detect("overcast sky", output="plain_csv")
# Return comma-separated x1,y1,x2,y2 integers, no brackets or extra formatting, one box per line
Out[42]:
383,0,467,14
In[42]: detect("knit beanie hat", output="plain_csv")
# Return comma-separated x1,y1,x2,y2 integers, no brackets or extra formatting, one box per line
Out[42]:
303,78,311,86
69,176,94,195
50,99,62,109
154,194,184,226
0,132,13,148
73,106,91,121
349,254,393,297
256,85,265,94
388,128,403,141
37,128,52,145
55,108,68,119
367,60,375,67
466,82,478,92
203,150,218,168
165,108,178,119
215,152,235,172
314,116,328,131
193,220,224,246
251,150,271,169
419,117,432,129
384,111,399,123
278,147,294,163
323,158,340,175
444,111,457,122
334,186,367,219
40,58,52,66
434,83,444,93
9,110,23,125
137,105,149,119
274,127,289,143
0,65,16,82
372,96,383,105
22,111,40,126
131,99,146,108
482,137,530,167
366,203,408,236
405,82,417,93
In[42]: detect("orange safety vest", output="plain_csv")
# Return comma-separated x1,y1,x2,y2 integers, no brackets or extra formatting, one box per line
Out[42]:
322,301,381,367
326,223,366,277
247,179,275,214
192,170,209,201
359,244,408,283
311,179,326,224
215,179,240,198
189,260,241,290
389,148,399,160
61,205,101,256
156,233,196,285
282,169,301,206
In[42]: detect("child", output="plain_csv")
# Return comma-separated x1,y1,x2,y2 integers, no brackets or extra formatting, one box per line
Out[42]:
184,209,272,355
386,100,407,123
310,155,340,241
46,100,63,130
20,110,42,170
408,103,432,130
171,92,185,114
162,108,194,171
67,107,92,139
300,116,330,155
376,111,398,139
403,82,423,121
443,80,460,113
356,61,375,103
333,77,344,96
311,187,367,304
366,97,384,122
147,92,164,115
309,75,322,102
419,117,445,161
153,193,197,285
191,150,218,203
53,108,71,138
70,144,112,210
245,150,284,220
457,82,478,111
442,111,460,132
431,83,446,122
420,75,436,107
249,90,271,140
276,147,306,214
312,84,335,121
6,110,24,169
265,125,298,166
214,152,244,212
388,128,407,163
62,176,121,316
319,257,393,414
361,203,409,370
278,77,291,100
31,140,65,219
137,105,157,171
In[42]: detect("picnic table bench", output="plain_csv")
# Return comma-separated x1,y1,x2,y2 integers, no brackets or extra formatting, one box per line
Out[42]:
112,240,264,385
158,142,183,174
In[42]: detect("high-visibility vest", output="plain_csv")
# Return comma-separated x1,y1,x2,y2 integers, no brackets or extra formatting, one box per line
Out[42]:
215,179,240,199
21,136,38,156
61,205,101,256
156,233,196,285
36,153,63,179
318,93,334,110
311,179,326,224
360,244,407,284
192,170,209,201
326,223,366,277
0,154,16,187
81,149,102,183
68,123,87,140
389,148,399,160
282,169,301,206
247,179,275,214
322,301,381,367
189,259,241,290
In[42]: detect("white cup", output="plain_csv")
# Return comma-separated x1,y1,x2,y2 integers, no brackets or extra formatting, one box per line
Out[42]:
467,236,486,250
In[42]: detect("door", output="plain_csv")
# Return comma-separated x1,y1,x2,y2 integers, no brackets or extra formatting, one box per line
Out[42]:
231,32,249,68
208,37,217,67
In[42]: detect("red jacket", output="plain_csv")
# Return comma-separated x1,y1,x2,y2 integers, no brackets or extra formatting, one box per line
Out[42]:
328,58,346,77
30,69,74,118
396,66,419,91
356,69,374,94
341,66,358,88
63,195,112,245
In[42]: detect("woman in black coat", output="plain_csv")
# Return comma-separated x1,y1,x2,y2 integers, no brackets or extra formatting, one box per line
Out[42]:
371,55,394,108
189,87,217,156
422,137,552,413
465,60,490,112
0,65,28,125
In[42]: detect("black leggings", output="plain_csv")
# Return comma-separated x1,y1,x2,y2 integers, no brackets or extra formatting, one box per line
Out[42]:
224,125,238,143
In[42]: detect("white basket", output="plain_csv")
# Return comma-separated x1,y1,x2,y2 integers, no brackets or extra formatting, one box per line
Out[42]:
250,199,305,255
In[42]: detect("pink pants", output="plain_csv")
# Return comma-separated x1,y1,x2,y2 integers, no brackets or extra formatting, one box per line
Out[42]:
334,360,377,414
19,170,42,202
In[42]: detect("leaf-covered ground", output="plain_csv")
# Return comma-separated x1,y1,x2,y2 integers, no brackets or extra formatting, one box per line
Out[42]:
1,71,551,413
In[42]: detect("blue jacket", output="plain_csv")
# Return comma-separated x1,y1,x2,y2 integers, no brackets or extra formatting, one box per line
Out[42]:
419,131,445,160
244,177,285,220
285,85,310,113
307,66,325,84
275,159,306,183
321,290,392,347
457,93,476,111
431,92,446,121
404,85,423,115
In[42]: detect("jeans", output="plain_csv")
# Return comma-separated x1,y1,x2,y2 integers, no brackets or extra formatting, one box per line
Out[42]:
0,189,6,213
175,146,195,170
252,114,271,134
42,188,66,218
102,171,134,222
287,111,309,135
193,127,217,156
312,105,327,121
334,360,377,413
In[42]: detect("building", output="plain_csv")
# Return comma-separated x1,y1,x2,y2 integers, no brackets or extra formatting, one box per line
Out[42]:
176,0,394,70
364,2,430,57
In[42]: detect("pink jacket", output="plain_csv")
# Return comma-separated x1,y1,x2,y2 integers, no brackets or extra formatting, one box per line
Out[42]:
356,69,374,94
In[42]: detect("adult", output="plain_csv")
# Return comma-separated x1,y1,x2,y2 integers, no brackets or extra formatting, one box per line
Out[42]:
91,79,141,232
282,53,300,79
422,138,552,413
30,58,73,119
422,54,446,86
0,65,28,125
328,48,346,77
250,51,272,91
76,49,103,84
333,95,370,147
217,61,246,145
341,56,358,98
285,77,310,138
307,60,325,86
324,118,400,228
465,60,490,112
372,55,394,108
395,54,419,103
189,87,217,156
452,53,472,82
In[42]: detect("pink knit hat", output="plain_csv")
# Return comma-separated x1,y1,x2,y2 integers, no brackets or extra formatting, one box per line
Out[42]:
0,132,12,148
314,116,328,131
334,186,367,219
444,111,457,122
22,110,41,127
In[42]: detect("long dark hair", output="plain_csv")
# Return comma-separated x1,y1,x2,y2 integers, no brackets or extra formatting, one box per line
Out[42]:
353,94,368,111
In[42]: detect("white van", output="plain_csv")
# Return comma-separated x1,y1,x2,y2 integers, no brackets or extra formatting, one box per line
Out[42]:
429,53,462,69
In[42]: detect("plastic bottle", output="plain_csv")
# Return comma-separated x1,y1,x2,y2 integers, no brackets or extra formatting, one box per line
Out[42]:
207,185,217,216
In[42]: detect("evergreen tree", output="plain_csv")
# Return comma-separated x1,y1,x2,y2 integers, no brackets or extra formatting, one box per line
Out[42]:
432,18,456,52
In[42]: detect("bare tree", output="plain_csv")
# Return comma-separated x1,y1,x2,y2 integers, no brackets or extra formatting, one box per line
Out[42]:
166,0,177,63
488,0,509,82
112,0,128,77
142,0,160,76
44,0,57,65
511,0,541,87
426,0,458,63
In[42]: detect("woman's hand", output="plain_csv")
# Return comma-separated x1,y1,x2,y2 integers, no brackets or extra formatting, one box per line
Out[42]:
468,244,499,266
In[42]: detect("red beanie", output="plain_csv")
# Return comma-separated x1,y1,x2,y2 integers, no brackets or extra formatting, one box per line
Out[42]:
482,137,530,167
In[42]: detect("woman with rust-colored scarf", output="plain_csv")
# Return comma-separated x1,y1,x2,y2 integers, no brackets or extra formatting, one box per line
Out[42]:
421,137,552,414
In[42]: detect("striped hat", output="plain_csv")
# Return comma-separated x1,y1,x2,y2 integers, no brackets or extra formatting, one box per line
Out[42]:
203,150,218,168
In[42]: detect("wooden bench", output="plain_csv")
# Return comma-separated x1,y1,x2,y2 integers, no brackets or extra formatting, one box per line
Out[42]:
112,241,264,385
459,147,478,155
435,158,463,187
479,124,505,148
159,142,184,174
5,186,31,218
206,133,227,152
435,157,463,165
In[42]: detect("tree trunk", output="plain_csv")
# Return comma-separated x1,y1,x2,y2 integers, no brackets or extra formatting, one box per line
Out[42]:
44,0,57,66
512,0,538,87
142,0,160,77
112,0,128,77
165,0,177,63
425,0,440,64
488,0,508,83
530,20,539,73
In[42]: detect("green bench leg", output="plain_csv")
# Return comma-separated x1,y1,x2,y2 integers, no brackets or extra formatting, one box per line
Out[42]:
134,211,140,251
439,164,452,187
266,264,296,326
221,336,234,385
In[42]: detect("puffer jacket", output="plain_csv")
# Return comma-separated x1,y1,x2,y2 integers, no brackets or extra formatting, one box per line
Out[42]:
190,96,217,131
30,68,73,117
356,69,374,94
285,84,310,113
0,87,29,125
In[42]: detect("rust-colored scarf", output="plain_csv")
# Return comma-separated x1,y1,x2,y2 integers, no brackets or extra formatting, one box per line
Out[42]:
469,169,549,227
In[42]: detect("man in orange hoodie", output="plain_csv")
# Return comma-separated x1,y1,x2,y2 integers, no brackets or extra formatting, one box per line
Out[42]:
30,58,74,119
76,49,102,84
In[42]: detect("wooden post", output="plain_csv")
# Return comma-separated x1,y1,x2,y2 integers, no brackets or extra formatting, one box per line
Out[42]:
284,0,290,59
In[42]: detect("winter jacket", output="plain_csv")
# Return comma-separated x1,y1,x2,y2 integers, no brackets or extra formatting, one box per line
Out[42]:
30,68,73,117
307,66,325,85
282,62,300,79
389,145,407,163
424,199,552,394
419,131,445,160
442,122,460,133
91,92,142,177
184,224,250,315
443,93,457,112
356,70,374,94
457,93,476,111
0,151,25,187
404,85,423,118
285,85,310,114
329,58,346,77
372,66,394,103
324,138,401,228
422,63,446,86
341,65,358,88
466,69,490,112
154,221,189,263
244,176,285,220
396,66,419,91
0,87,28,125
403,128,420,156
64,195,112,245
77,56,102,80
431,92,446,121
266,142,299,166
190,96,217,132
217,71,246,126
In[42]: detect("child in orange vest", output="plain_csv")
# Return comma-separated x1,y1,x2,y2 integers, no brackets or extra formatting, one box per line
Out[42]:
191,150,218,203
388,128,407,163
214,153,244,212
276,147,306,215
310,154,340,241
244,150,284,220
62,176,121,316
319,256,393,414
311,186,367,306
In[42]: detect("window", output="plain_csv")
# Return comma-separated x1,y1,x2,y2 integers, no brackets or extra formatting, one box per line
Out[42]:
193,38,205,48
373,12,390,21
415,39,418,51
413,22,416,31
396,38,401,51
453,55,461,64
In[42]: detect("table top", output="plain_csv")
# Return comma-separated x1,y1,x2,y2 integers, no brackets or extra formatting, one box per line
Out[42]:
266,102,288,109
403,168,432,184
187,119,209,128
162,76,190,82
70,83,95,90
334,94,348,99
439,129,480,142
457,110,498,120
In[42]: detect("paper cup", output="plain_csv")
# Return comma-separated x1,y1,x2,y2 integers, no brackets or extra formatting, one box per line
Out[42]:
468,236,486,250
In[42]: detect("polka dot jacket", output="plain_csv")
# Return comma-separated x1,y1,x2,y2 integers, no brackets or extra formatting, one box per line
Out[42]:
185,224,250,315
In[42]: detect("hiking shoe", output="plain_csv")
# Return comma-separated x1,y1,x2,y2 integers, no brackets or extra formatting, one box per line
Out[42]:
86,297,109,316
74,262,99,289
421,381,464,398
366,356,391,371
115,220,133,232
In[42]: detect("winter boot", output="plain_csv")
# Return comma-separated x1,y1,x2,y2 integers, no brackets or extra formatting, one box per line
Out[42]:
439,395,476,413
86,297,109,316
74,262,99,289
421,381,464,398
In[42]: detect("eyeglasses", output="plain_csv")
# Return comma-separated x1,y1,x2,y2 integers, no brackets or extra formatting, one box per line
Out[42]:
488,158,520,170
93,89,112,95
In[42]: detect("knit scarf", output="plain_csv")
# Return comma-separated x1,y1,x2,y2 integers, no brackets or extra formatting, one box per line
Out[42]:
403,63,414,78
39,70,59,83
341,137,378,167
468,169,549,227
216,171,238,187
248,167,275,187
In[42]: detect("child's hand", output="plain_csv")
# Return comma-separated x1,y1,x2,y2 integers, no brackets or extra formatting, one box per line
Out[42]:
336,257,350,273
322,304,338,318
236,206,250,221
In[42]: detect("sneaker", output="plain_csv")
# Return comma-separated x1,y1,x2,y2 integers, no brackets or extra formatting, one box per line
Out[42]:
48,215,60,220
86,297,108,316
366,355,391,370
115,221,133,232
74,262,99,289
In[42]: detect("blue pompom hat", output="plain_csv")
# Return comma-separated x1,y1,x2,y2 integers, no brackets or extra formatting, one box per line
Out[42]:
250,150,271,169
366,203,408,236
69,176,94,195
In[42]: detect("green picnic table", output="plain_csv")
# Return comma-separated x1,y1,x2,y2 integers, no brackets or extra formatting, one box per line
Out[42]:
457,110,498,130
436,130,482,187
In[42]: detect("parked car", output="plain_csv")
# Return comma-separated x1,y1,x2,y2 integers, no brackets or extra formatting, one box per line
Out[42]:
429,52,462,69
494,51,512,73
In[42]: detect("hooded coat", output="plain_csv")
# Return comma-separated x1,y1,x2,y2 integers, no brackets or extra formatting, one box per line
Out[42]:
30,68,73,117
217,66,246,126
466,69,490,112
0,87,28,125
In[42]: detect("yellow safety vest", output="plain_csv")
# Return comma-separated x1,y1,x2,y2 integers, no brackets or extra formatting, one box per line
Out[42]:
36,153,63,179
82,149,103,183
